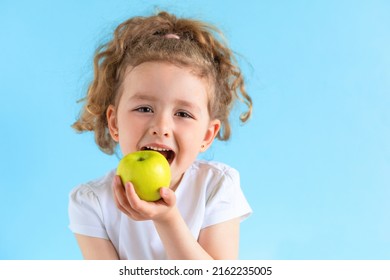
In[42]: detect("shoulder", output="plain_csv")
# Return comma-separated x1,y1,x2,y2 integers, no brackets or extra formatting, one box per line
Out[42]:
69,170,116,208
186,161,252,228
187,160,240,187
183,160,241,200
68,170,117,239
70,170,116,195
189,160,239,178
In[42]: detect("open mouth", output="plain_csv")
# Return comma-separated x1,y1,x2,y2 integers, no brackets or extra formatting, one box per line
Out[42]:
141,146,175,165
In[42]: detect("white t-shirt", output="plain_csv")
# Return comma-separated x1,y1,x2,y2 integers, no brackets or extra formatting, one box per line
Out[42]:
68,160,252,259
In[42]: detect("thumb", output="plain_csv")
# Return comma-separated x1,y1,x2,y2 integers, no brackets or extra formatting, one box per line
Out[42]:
160,187,176,206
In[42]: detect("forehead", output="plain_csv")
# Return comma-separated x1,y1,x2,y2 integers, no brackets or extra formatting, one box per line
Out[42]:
122,61,211,97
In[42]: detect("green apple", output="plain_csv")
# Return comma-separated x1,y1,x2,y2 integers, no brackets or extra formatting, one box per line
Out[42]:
116,150,171,201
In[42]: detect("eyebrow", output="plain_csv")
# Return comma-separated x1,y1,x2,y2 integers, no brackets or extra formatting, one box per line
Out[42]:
176,99,202,114
128,93,157,102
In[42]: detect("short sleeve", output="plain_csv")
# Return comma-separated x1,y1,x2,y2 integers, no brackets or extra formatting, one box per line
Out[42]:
68,184,109,239
202,167,252,229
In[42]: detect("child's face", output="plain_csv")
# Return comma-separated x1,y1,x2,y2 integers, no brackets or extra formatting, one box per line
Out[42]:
107,61,220,189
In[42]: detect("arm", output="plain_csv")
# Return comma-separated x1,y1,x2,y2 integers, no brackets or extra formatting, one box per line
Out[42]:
155,210,240,260
113,176,241,259
198,217,240,259
75,234,119,260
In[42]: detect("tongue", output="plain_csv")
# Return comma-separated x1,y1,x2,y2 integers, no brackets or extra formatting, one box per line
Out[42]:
158,150,170,160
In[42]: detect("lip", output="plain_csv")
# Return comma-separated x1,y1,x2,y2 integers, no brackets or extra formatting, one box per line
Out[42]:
139,143,174,151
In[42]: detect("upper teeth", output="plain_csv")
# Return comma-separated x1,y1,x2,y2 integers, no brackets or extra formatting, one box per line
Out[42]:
145,146,170,152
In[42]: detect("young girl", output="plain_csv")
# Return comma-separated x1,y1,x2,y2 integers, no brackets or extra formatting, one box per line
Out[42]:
69,11,253,260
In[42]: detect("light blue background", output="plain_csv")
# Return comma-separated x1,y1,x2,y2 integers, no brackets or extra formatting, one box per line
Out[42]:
1,0,389,259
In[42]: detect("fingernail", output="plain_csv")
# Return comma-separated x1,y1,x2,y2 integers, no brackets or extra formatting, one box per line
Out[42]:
161,187,168,197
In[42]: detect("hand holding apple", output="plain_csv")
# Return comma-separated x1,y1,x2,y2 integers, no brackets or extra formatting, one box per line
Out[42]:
116,150,171,201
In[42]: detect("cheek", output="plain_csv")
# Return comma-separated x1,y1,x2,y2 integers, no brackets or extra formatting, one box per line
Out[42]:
117,117,145,153
117,110,141,131
177,123,207,149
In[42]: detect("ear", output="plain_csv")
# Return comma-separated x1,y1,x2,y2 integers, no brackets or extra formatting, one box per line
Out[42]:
200,119,221,152
106,105,119,142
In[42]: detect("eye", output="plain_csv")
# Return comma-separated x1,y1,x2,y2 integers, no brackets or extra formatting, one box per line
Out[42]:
175,111,194,119
134,106,153,113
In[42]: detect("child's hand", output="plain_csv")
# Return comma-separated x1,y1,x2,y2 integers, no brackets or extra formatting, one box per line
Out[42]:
112,175,176,222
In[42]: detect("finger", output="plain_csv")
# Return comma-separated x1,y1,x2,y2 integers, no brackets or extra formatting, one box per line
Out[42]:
124,182,145,212
113,190,131,216
113,176,129,207
112,176,151,220
113,176,138,217
113,188,128,213
160,187,176,207
112,176,122,207
112,175,124,195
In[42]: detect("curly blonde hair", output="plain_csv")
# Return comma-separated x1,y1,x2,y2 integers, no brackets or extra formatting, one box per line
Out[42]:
72,11,252,154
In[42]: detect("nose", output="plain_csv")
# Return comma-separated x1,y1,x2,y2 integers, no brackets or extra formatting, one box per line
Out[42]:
149,112,172,137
